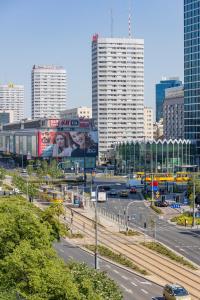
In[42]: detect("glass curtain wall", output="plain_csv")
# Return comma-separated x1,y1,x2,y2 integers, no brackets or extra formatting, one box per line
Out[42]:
114,139,193,174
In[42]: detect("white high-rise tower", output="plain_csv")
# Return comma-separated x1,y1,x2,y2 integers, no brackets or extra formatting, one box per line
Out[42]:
32,65,67,119
92,34,144,159
0,83,24,122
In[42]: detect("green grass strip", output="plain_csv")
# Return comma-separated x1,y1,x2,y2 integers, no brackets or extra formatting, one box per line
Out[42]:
141,242,197,270
85,244,148,275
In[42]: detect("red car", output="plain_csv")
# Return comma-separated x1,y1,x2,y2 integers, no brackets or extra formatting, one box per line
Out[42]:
130,187,137,194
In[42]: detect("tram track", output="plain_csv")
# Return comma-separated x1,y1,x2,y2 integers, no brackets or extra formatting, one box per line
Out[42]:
64,207,200,300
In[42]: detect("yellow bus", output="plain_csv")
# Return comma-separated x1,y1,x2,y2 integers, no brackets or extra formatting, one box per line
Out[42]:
144,174,174,183
175,172,191,183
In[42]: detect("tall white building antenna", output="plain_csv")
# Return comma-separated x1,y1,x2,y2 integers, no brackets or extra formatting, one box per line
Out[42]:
128,1,132,38
110,8,114,37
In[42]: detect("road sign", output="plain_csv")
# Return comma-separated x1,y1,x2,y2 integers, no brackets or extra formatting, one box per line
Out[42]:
153,186,158,192
150,181,158,186
195,211,200,218
155,191,160,199
170,203,181,209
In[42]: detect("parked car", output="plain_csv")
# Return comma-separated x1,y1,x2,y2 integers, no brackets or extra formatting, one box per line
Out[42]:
119,190,128,197
108,189,118,197
155,200,168,207
130,187,137,194
163,284,191,300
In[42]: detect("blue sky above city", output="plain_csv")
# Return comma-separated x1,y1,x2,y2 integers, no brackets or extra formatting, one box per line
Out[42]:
0,0,183,119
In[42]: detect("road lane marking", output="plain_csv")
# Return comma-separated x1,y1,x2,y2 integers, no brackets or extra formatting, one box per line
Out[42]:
113,269,119,274
60,249,64,253
140,281,152,285
105,264,111,268
122,275,128,280
131,281,137,286
120,284,133,294
141,289,148,294
69,255,73,259
180,248,185,252
135,277,142,283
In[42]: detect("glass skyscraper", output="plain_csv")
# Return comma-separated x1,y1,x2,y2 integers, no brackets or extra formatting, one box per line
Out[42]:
184,0,200,163
156,78,182,122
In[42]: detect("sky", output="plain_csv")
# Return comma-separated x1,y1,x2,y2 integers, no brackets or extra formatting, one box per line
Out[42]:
0,0,183,119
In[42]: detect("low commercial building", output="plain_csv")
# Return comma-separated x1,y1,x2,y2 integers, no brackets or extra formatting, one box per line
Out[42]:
163,86,184,139
0,118,98,169
114,139,195,174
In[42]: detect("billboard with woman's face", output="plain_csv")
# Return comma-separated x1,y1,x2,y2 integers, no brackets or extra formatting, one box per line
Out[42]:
38,130,98,158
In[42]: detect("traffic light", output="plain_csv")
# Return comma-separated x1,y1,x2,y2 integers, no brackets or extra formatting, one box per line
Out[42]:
144,222,147,229
161,195,165,202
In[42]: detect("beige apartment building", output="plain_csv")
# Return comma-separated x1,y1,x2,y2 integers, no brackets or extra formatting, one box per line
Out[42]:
144,106,153,140
60,106,92,119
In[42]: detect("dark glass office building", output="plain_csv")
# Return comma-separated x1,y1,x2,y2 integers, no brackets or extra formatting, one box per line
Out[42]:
184,0,200,164
156,79,182,122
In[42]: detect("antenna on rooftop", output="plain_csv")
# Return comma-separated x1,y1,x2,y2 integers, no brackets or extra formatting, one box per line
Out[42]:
110,8,114,37
128,0,132,38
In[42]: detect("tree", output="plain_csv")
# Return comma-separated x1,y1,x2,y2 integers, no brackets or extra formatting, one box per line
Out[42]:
0,197,122,300
0,241,81,300
41,204,68,240
0,200,52,259
68,261,123,300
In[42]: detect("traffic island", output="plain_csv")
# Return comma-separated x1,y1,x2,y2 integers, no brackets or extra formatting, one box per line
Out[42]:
171,212,200,227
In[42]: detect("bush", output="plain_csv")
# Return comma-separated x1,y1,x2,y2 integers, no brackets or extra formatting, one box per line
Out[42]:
150,205,163,214
120,229,141,236
141,242,197,270
170,214,200,226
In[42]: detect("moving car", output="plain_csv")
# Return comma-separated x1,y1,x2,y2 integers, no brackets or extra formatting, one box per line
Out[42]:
155,200,168,207
119,190,128,197
163,284,191,300
130,187,136,194
108,189,118,197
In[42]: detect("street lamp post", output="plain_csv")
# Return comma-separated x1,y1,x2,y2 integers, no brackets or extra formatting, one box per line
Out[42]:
26,179,29,201
193,174,196,228
124,201,135,235
94,185,100,270
151,173,154,207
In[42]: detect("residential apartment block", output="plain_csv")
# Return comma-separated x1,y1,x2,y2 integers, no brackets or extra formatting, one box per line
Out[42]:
144,106,153,140
32,65,67,119
92,34,144,158
0,83,24,122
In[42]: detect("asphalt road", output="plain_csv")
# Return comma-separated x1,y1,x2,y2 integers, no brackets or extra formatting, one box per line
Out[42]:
98,191,200,266
54,238,163,300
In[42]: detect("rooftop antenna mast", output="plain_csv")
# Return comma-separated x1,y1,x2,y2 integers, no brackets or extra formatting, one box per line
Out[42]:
128,0,132,38
110,8,114,37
